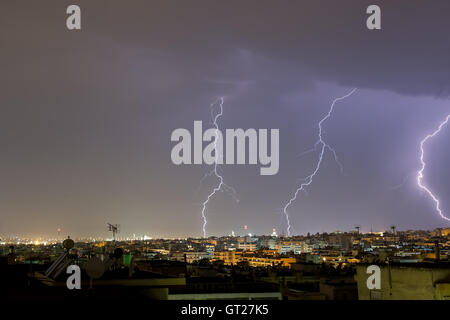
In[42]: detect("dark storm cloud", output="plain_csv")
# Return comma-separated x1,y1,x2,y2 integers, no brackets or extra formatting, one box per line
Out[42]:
1,1,450,237
72,0,450,97
2,1,450,99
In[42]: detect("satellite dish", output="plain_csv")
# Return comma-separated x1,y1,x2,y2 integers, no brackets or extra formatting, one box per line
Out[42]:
85,256,105,279
113,248,124,259
63,238,74,250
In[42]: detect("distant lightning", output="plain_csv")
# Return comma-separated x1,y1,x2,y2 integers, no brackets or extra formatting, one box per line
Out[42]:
417,114,450,222
282,88,357,236
200,97,238,238
389,171,415,190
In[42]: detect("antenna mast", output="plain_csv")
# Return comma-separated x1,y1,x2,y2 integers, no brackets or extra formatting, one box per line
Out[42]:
107,223,120,241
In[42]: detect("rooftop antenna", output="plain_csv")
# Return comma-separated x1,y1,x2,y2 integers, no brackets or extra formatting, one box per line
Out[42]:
107,223,120,241
390,225,396,235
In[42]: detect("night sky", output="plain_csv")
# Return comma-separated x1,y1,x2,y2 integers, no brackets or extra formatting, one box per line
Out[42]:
1,1,450,238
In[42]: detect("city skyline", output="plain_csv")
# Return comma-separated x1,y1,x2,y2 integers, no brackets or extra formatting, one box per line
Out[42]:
0,225,444,241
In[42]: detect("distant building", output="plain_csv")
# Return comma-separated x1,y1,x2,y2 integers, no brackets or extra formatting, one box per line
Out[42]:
259,238,277,249
171,251,209,263
237,241,257,251
241,255,296,268
276,243,305,255
432,228,450,237
213,251,242,265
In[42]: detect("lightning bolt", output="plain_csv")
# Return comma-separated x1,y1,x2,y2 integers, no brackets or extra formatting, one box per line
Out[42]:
417,114,450,222
200,97,238,238
282,88,357,236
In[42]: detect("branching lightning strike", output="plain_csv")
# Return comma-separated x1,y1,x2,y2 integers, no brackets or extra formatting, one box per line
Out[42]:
200,97,238,237
417,114,450,222
282,88,357,236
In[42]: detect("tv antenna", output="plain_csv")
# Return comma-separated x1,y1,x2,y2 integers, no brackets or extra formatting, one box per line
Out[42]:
390,225,396,235
107,223,120,241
